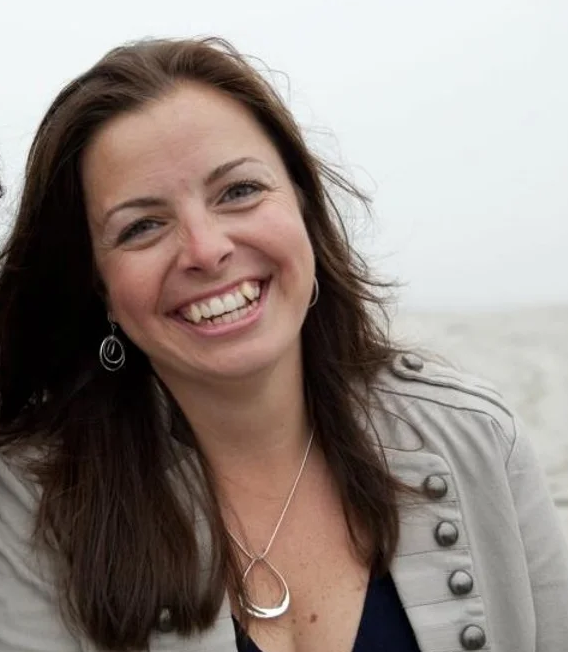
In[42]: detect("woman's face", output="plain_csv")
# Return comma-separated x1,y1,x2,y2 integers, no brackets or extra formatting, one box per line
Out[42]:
82,82,315,390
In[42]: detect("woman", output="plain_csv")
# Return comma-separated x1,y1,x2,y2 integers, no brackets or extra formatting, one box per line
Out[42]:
0,38,566,652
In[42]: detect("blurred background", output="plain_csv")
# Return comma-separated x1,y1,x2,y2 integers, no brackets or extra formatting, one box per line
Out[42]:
1,0,566,534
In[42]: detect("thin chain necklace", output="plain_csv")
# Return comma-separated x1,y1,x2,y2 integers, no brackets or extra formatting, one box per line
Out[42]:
226,429,315,620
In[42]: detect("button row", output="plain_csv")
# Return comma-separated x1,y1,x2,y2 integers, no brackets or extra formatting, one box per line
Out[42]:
424,473,485,649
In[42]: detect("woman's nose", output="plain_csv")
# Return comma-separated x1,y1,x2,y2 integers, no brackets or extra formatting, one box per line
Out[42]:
176,212,235,274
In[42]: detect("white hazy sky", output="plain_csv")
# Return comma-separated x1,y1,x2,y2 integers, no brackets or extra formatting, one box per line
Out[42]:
1,0,567,310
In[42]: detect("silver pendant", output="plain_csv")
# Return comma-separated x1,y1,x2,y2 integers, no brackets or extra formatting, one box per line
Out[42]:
239,557,290,619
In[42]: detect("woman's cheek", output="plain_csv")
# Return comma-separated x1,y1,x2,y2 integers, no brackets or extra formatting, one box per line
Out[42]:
104,258,161,321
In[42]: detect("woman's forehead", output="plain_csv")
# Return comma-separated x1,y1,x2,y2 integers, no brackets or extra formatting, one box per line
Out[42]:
86,85,279,172
81,84,288,221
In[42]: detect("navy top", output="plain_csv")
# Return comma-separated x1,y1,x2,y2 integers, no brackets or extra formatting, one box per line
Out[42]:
233,572,421,652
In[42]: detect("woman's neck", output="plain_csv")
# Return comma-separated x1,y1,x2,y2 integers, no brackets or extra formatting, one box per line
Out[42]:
158,347,312,487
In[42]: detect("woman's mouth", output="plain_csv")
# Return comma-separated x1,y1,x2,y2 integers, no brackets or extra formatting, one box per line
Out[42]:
178,279,267,329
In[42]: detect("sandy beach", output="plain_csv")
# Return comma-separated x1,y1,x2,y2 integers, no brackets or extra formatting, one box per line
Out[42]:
394,304,568,540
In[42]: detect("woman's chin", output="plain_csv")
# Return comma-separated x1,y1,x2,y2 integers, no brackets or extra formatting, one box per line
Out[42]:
152,346,278,389
200,350,281,384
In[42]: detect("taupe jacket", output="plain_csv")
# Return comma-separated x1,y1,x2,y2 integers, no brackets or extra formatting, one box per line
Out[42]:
1,354,567,651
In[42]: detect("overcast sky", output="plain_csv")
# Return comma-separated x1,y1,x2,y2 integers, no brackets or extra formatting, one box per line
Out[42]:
1,0,566,310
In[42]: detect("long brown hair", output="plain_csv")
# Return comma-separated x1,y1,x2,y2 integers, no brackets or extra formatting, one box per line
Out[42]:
0,38,405,650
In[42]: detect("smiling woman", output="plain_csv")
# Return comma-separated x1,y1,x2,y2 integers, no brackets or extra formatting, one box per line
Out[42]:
0,37,567,652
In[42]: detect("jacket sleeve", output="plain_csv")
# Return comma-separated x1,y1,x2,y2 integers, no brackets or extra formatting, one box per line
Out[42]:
504,418,568,650
0,454,81,651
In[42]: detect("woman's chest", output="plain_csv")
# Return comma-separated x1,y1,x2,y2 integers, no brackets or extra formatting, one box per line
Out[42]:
227,472,372,652
234,520,371,652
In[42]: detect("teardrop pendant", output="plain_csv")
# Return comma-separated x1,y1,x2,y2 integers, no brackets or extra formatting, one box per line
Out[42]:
239,556,290,619
227,430,315,620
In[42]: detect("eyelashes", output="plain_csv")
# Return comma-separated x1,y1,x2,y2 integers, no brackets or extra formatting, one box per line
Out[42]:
116,217,164,245
220,179,265,203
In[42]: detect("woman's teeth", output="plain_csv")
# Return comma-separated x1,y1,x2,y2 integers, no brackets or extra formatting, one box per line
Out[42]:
182,280,262,325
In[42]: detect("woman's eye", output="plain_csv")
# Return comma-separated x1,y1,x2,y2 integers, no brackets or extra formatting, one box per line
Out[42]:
117,218,162,244
221,181,263,203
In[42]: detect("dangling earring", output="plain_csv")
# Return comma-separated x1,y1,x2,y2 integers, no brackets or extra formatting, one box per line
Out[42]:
99,315,126,371
308,277,320,308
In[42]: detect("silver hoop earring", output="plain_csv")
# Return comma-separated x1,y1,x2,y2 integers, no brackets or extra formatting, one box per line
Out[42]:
308,278,319,308
99,317,126,372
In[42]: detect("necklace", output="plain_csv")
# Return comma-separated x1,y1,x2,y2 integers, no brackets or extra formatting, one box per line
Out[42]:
226,429,314,620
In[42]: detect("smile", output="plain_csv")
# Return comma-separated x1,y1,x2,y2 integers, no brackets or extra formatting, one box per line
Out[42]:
179,280,263,326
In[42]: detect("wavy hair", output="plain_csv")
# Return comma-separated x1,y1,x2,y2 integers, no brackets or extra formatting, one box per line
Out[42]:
0,38,405,650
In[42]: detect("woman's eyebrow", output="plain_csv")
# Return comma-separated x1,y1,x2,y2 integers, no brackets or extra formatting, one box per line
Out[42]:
204,156,265,185
103,196,167,224
102,157,267,224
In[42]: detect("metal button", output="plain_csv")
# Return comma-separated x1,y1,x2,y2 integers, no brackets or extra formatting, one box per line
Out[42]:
449,570,474,596
401,353,424,372
460,624,486,650
434,520,459,547
156,607,174,633
423,474,448,499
